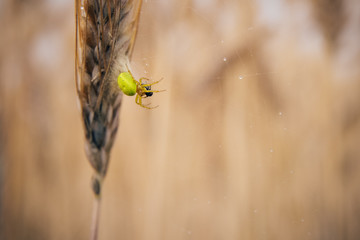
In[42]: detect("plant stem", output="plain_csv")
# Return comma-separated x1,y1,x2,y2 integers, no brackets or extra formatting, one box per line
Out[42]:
90,196,101,240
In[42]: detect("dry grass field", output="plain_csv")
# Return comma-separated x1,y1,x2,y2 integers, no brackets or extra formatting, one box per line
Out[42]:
1,0,360,239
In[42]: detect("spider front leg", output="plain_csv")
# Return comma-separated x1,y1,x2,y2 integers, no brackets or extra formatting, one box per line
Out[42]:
139,77,163,87
135,93,157,109
139,78,165,96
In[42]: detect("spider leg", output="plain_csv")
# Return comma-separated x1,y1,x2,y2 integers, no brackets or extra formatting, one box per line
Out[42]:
133,79,141,86
140,78,163,87
135,93,155,109
143,88,165,93
139,77,150,85
142,103,159,109
125,64,136,81
141,78,165,94
135,94,139,105
139,77,151,83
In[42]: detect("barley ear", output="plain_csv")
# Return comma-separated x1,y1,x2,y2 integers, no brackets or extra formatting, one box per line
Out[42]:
75,0,142,239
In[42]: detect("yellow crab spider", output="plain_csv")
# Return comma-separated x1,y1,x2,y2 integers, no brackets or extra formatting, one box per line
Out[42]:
117,65,164,109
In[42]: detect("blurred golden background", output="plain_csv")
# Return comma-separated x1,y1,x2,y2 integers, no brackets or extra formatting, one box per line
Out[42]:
1,0,360,239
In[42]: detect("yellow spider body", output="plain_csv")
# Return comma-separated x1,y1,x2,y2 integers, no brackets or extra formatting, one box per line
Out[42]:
117,66,163,109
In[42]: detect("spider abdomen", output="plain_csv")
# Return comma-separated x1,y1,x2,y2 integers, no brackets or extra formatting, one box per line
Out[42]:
117,72,137,96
